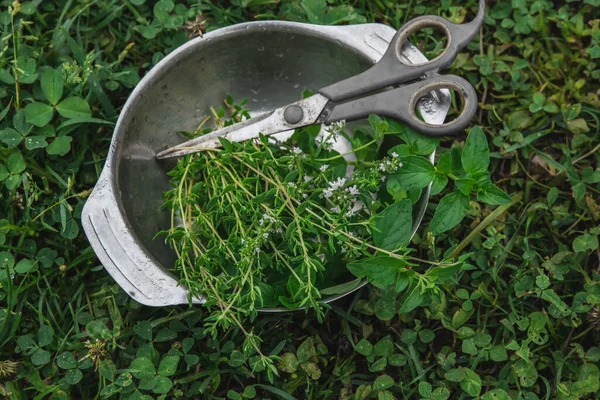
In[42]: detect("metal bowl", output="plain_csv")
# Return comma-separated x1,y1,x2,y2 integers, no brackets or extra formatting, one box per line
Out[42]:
82,21,449,308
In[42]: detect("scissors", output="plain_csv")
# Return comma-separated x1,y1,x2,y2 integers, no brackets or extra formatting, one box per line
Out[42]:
156,0,484,160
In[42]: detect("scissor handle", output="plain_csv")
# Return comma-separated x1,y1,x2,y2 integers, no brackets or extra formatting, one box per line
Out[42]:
319,0,485,103
324,75,477,137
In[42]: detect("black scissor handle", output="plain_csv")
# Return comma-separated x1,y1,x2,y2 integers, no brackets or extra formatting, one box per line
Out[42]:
324,75,477,137
319,0,485,103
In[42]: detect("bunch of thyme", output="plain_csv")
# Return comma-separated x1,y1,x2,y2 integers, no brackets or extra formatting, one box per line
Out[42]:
159,105,408,371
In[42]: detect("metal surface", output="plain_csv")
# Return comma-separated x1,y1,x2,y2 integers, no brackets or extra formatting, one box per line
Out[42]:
158,2,483,158
82,21,450,308
156,94,330,158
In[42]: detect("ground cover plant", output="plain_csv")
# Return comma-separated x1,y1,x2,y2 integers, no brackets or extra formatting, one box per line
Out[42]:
0,0,599,399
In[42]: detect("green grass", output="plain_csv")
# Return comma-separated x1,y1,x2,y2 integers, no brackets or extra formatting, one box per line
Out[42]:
1,0,600,399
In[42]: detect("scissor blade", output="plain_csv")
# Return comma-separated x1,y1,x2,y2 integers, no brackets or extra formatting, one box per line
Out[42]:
156,94,330,159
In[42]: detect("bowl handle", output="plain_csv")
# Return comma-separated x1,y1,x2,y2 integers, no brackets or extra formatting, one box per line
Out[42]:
81,172,204,307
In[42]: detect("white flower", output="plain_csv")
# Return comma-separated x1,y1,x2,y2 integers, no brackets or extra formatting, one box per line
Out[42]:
319,164,329,172
303,175,312,182
347,185,359,196
328,177,346,190
323,189,333,199
254,247,261,254
263,233,269,239
391,152,398,158
279,146,287,150
241,239,245,244
379,162,386,172
345,210,355,218
275,228,283,234
302,193,308,199
381,175,387,182
287,182,296,188
330,207,340,213
398,162,404,168
292,146,302,154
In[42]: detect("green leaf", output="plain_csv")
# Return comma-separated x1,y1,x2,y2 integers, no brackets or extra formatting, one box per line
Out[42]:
25,136,48,150
372,199,413,251
277,353,299,373
573,235,599,253
15,258,34,273
134,321,153,341
157,355,179,376
397,280,423,314
37,325,54,347
41,68,64,105
393,122,440,155
300,0,326,24
7,152,26,174
31,348,51,366
0,128,23,148
152,376,173,394
0,165,7,182
373,338,393,357
46,136,73,156
297,337,316,363
86,320,113,340
481,389,510,400
25,102,54,127
477,183,511,205
347,256,407,290
57,352,78,369
375,294,396,321
490,345,508,362
56,97,92,119
418,382,432,397
392,155,435,189
460,368,482,397
355,339,373,356
430,173,448,196
444,368,465,382
429,191,470,235
242,386,257,398
65,369,83,385
462,126,489,174
320,278,362,295
373,375,394,391
455,178,476,195
130,357,156,379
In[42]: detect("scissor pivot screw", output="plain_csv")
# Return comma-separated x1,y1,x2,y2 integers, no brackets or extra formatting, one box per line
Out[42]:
284,105,304,124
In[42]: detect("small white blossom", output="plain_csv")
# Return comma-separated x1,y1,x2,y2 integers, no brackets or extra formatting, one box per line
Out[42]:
275,228,283,234
263,233,269,239
287,182,297,188
391,152,398,158
347,185,359,196
279,146,286,150
303,175,312,182
381,175,387,182
330,207,340,213
398,162,404,168
328,177,346,190
319,164,329,172
302,193,308,199
254,247,261,254
292,146,302,154
323,189,333,199
241,239,245,244
345,210,355,218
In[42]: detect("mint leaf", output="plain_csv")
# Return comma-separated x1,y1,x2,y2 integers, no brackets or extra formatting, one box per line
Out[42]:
372,199,413,251
397,280,423,313
429,191,470,235
477,183,511,205
393,155,435,189
347,256,407,290
462,126,490,174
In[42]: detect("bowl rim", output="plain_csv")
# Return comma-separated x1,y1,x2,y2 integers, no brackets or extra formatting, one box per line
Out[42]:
82,20,448,310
